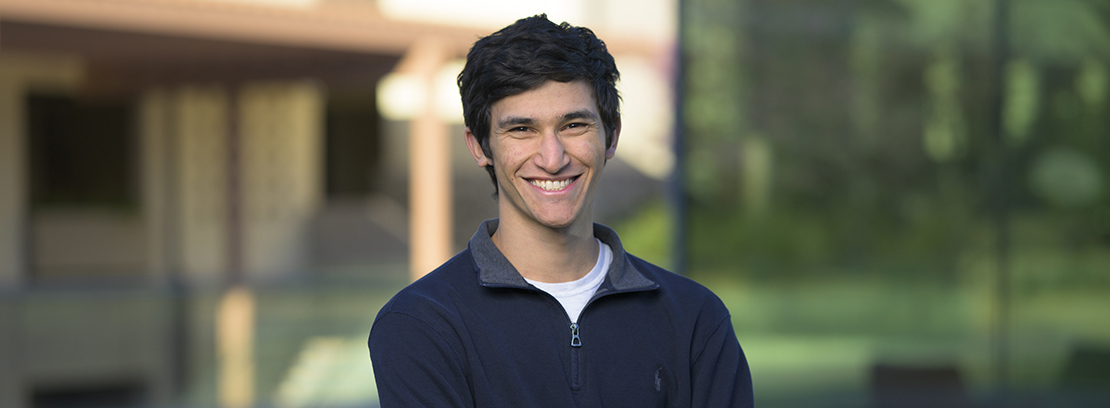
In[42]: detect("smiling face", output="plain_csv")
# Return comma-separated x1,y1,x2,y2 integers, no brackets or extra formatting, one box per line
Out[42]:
465,80,620,234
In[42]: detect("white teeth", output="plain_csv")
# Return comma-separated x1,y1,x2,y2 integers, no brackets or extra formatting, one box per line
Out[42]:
530,178,571,191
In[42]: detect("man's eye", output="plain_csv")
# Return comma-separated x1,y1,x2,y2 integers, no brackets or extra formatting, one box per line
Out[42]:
511,126,529,132
563,123,589,134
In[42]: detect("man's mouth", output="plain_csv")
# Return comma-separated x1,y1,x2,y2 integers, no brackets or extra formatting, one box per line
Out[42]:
529,177,576,192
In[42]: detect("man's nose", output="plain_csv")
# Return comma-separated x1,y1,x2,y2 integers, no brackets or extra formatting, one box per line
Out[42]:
536,131,570,173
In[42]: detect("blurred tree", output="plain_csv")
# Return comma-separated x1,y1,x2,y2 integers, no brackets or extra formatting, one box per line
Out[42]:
682,0,1110,283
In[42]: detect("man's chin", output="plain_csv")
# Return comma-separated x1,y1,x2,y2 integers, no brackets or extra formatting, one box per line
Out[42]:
533,212,587,231
538,220,574,230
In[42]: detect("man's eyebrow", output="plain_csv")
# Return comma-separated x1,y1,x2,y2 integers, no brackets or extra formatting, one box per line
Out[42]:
496,116,536,129
561,110,599,122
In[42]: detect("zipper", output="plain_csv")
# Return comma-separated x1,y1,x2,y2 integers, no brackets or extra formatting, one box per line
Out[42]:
570,322,582,389
569,323,582,347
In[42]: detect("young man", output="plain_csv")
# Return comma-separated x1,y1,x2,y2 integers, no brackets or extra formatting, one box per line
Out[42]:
369,15,753,407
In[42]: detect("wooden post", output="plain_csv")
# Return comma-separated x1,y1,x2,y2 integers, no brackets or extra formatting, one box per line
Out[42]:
217,286,255,408
401,38,453,281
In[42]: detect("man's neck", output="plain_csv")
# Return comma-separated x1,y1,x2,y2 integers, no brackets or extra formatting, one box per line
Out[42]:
491,216,599,284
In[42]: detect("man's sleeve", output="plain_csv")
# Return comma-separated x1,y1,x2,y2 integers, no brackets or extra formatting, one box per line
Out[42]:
369,311,473,408
690,315,754,408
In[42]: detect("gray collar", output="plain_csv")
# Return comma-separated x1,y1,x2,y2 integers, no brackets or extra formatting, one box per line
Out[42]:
469,219,657,293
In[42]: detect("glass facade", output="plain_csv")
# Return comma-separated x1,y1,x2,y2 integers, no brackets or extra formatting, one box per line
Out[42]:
679,0,1110,406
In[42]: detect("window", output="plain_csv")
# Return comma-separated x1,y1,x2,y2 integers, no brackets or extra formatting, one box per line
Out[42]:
27,94,136,209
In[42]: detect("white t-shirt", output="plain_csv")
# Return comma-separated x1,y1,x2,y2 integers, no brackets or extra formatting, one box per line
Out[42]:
524,239,612,323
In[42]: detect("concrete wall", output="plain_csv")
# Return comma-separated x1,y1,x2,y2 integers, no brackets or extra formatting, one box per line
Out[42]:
239,82,324,279
0,64,327,406
175,85,232,284
0,52,84,288
0,72,26,292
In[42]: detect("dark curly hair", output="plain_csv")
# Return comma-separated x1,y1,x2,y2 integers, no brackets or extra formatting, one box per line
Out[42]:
457,14,621,194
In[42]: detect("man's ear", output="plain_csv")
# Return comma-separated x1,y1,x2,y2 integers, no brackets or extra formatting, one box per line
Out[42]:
605,117,621,160
464,127,491,167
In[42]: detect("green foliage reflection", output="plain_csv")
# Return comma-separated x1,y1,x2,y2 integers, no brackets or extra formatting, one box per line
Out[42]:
681,0,1110,403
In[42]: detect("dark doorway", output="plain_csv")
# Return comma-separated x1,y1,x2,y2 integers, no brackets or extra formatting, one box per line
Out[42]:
325,91,381,198
27,93,136,209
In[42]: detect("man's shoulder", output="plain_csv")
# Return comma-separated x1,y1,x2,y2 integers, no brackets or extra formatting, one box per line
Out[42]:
624,253,732,315
625,254,711,294
375,249,477,319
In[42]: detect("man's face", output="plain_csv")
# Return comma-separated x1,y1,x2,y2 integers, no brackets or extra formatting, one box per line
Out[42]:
465,80,620,232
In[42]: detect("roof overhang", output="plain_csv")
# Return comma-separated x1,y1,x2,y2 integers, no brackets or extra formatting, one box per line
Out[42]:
0,0,665,96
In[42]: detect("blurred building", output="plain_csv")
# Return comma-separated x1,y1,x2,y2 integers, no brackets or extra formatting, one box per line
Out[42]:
0,0,676,407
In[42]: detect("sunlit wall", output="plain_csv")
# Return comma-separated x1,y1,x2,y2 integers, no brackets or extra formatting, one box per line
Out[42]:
0,1,680,408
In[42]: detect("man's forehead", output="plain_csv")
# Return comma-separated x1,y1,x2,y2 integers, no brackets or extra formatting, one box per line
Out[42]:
490,81,598,121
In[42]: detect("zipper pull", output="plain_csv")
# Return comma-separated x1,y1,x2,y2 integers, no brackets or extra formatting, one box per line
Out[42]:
570,323,582,347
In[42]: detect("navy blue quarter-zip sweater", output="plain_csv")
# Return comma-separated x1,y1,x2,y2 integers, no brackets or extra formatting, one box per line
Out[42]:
369,220,753,407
